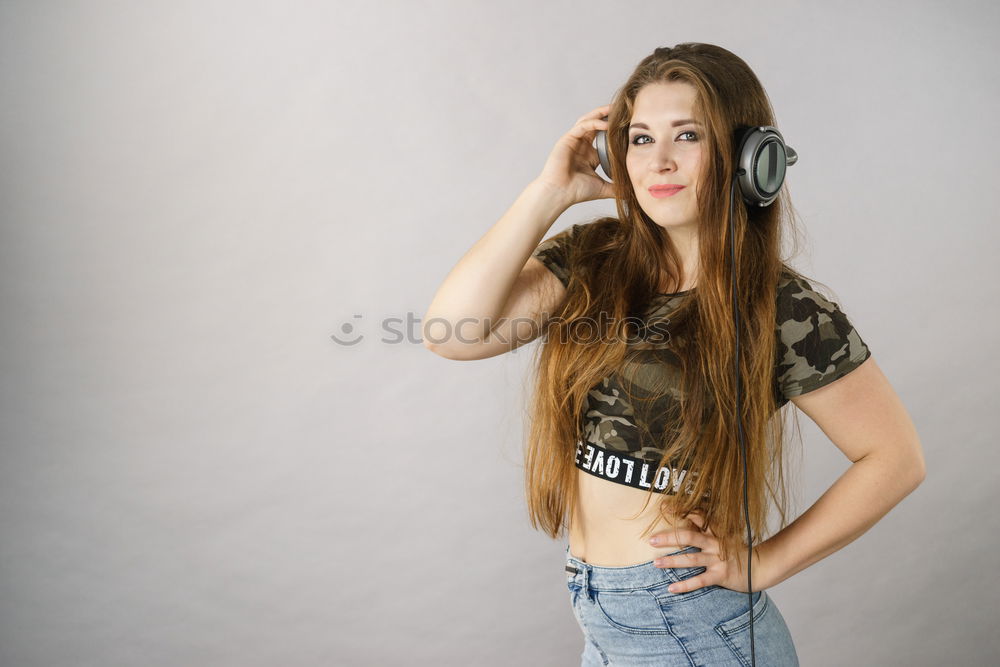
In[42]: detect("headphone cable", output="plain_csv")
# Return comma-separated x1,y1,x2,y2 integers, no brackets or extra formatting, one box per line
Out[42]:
728,175,756,666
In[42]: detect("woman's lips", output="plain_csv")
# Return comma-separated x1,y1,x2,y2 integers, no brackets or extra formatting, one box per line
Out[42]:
649,186,685,198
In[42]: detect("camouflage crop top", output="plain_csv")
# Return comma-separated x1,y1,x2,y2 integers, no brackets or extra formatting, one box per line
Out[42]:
530,223,873,495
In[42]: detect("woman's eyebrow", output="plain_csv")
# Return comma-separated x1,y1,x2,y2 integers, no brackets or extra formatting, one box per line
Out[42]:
629,119,702,130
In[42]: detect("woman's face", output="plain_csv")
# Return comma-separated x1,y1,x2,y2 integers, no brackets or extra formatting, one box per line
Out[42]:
626,80,705,233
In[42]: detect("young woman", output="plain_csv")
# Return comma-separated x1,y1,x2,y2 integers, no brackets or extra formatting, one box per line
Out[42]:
423,43,925,666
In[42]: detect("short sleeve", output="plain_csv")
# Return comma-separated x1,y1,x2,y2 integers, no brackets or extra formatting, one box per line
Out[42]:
773,276,872,407
530,224,579,289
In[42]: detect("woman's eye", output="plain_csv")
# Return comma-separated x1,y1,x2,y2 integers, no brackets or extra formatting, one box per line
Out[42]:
629,131,698,146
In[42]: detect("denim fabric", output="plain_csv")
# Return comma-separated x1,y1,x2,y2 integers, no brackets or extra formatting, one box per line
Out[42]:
564,544,799,666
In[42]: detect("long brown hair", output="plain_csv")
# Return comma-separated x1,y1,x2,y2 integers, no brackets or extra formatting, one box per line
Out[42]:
523,43,813,567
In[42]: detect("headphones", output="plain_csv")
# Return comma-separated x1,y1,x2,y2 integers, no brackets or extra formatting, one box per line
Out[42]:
595,123,798,205
594,121,798,667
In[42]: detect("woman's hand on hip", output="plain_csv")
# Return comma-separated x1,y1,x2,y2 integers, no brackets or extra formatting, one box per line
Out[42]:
648,512,772,594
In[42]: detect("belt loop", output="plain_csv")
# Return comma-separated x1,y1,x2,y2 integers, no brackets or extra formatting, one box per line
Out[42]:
565,559,595,603
581,564,594,603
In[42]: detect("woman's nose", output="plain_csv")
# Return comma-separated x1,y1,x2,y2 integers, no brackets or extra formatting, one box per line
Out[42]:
649,147,678,172
650,157,677,172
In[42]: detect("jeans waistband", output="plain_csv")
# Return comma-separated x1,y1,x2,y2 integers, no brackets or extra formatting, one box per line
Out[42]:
563,543,703,592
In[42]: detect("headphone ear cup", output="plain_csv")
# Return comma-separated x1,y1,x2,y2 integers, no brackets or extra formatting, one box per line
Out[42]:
735,125,795,207
595,117,613,181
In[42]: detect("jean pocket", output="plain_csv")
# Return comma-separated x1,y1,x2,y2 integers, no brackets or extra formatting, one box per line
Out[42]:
714,589,772,665
591,588,673,636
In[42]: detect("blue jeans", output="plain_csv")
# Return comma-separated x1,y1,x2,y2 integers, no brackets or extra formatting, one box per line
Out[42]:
565,544,799,666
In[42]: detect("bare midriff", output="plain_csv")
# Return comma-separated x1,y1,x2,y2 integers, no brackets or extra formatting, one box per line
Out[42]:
567,468,698,566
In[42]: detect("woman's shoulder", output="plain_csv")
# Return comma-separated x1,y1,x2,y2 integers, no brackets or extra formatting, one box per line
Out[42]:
775,268,851,321
539,218,617,244
776,266,810,294
773,266,872,403
531,219,621,286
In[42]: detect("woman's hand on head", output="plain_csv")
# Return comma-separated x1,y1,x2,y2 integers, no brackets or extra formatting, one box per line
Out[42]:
533,104,616,207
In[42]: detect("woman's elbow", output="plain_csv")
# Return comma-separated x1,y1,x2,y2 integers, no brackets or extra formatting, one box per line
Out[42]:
904,439,927,489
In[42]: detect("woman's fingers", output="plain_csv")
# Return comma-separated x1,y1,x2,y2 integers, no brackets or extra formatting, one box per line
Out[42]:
568,116,608,138
649,528,706,549
653,550,705,568
534,105,614,205
666,575,706,594
576,104,611,124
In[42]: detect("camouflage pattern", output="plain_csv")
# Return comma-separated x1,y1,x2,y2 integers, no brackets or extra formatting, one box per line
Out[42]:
530,224,577,289
530,223,872,486
772,277,872,407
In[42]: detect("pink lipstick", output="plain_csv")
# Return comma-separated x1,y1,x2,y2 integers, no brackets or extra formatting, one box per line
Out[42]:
648,185,685,198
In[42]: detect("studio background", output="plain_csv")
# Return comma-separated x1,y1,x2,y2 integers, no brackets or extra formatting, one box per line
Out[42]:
1,1,997,665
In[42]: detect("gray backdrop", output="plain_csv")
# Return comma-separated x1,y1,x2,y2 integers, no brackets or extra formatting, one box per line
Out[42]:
1,1,997,665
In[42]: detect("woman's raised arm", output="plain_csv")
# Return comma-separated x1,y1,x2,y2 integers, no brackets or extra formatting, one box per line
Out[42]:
421,181,571,360
422,104,614,360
